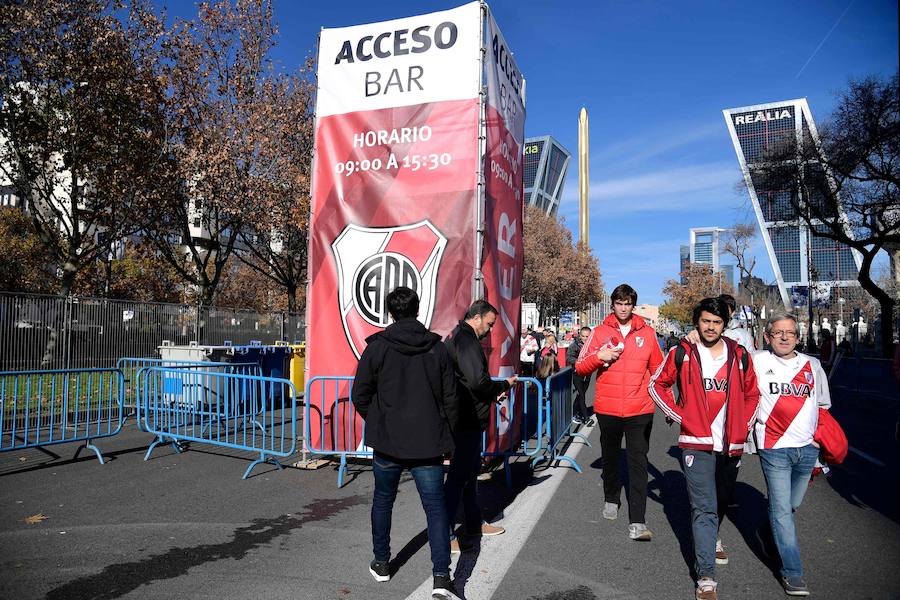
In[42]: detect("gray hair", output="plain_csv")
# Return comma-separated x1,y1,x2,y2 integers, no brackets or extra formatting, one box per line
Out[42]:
765,310,800,336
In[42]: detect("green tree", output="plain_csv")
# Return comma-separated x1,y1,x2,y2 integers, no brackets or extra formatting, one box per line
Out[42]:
0,207,57,293
0,0,166,298
660,263,733,327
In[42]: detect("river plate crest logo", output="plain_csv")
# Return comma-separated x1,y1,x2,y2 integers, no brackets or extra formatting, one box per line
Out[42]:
332,220,448,358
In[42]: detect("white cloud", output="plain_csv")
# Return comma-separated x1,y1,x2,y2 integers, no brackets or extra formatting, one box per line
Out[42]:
561,161,742,217
593,121,724,170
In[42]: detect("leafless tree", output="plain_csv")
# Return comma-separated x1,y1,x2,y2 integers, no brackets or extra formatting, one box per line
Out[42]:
757,72,899,356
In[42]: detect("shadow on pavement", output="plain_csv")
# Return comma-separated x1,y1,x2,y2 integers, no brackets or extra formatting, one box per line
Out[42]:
43,496,367,600
727,481,781,577
389,527,430,577
0,444,147,478
646,460,695,581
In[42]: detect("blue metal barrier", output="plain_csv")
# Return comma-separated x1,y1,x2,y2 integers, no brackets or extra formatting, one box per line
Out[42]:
304,376,371,487
0,368,124,463
532,368,590,472
482,376,545,486
136,367,297,479
118,358,262,427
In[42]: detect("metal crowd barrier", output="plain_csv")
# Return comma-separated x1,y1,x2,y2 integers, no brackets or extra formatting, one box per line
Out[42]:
118,358,262,425
136,366,297,479
0,368,124,463
482,376,546,486
532,368,590,473
304,376,370,487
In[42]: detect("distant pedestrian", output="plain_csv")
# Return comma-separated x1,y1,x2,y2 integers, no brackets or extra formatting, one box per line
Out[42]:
649,297,760,600
351,287,461,599
818,329,837,375
520,326,539,377
566,326,593,424
719,294,755,350
535,333,559,380
444,300,516,555
666,331,680,351
752,311,832,597
576,283,663,541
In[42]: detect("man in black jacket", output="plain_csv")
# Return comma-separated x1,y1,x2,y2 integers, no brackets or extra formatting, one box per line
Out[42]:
352,287,461,600
566,326,593,424
443,300,517,551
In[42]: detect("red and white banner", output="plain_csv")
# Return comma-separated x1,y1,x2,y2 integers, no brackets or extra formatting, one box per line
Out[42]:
306,2,483,450
481,8,525,450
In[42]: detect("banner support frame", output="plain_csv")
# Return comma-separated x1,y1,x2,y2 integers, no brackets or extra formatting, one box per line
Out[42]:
472,1,488,303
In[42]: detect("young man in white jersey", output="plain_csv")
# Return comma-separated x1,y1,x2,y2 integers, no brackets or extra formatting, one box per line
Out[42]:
752,311,831,597
650,297,759,600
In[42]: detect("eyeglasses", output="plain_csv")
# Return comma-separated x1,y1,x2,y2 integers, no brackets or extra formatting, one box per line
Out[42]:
769,330,798,338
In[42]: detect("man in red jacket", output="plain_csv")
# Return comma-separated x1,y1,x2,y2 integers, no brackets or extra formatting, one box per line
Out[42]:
649,297,760,600
576,284,663,541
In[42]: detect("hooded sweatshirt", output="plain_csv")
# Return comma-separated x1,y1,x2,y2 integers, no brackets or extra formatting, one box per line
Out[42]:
352,318,459,459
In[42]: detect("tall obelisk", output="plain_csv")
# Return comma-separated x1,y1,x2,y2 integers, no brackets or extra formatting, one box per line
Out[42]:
578,108,589,326
578,107,589,246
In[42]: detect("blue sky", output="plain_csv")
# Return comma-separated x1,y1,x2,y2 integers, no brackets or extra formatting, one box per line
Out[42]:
165,0,898,305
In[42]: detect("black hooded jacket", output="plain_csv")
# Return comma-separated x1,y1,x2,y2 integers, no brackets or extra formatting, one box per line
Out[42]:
351,318,458,459
444,320,511,433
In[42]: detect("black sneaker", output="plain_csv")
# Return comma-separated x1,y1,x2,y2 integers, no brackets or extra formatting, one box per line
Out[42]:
432,574,461,599
781,576,809,596
369,560,390,582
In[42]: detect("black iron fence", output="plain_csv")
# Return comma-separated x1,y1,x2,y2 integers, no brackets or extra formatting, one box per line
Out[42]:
0,292,305,371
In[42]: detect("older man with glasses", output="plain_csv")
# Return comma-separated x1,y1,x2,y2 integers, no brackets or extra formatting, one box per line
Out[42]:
751,311,833,597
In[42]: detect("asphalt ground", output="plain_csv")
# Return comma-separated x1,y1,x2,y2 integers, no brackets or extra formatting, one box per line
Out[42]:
1,380,899,600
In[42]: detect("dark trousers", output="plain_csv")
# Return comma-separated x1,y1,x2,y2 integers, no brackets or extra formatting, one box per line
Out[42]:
681,450,741,579
372,452,450,577
520,361,535,378
444,430,483,536
596,413,653,523
572,374,591,420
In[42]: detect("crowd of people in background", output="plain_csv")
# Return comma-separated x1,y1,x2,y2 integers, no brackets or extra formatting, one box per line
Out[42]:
353,284,846,600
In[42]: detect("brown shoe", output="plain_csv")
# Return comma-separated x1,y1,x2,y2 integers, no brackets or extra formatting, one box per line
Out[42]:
479,523,505,536
696,577,717,600
450,538,474,554
715,539,728,565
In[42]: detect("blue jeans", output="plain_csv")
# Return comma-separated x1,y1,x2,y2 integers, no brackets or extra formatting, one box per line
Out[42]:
444,430,484,538
371,452,450,577
758,444,818,578
682,449,741,579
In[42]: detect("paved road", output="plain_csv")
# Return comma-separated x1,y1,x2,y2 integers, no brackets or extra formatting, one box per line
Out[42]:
1,383,898,600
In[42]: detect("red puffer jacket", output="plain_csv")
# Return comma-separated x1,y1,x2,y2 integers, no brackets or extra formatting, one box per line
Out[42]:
575,313,664,417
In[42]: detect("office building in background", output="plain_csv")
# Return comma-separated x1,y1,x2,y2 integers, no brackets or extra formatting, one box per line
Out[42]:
681,227,735,290
523,135,571,217
723,99,863,319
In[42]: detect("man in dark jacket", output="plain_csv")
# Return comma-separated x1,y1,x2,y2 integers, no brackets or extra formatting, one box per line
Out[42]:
443,300,517,551
351,287,461,600
566,326,593,424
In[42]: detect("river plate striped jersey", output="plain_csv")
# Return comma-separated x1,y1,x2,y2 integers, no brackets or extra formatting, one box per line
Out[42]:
752,351,831,449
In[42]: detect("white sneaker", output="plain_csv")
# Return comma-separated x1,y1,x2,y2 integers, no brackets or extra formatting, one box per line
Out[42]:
628,522,653,541
696,577,718,600
602,502,618,520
